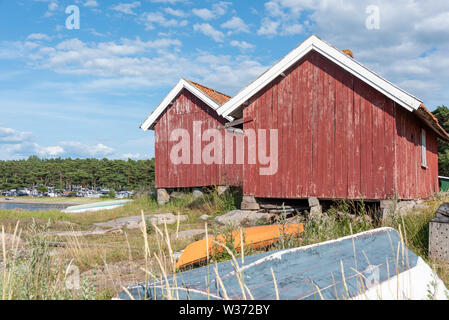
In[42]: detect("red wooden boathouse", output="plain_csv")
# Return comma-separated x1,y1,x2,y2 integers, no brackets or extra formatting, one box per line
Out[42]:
141,79,243,189
216,35,449,201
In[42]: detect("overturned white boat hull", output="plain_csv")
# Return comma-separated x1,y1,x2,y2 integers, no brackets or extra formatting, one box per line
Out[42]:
62,200,132,213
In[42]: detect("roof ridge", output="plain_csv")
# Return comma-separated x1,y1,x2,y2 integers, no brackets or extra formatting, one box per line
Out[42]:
184,79,231,101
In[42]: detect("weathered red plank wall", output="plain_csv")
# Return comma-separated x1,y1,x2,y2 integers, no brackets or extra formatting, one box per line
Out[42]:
243,51,439,200
154,89,243,189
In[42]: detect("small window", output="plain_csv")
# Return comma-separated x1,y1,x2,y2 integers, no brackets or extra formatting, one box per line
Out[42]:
421,129,427,168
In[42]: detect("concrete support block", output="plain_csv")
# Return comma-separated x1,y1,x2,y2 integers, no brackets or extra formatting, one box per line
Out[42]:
157,189,170,205
308,197,322,218
243,196,257,203
308,197,320,208
217,186,230,196
241,196,260,211
429,221,449,262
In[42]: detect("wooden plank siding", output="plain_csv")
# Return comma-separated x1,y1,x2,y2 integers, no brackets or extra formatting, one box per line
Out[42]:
242,51,439,200
154,89,243,189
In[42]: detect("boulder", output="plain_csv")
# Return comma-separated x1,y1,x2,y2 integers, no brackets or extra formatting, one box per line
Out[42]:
173,229,206,240
94,213,188,230
157,189,170,205
200,214,211,221
146,213,188,226
215,210,273,227
192,189,204,199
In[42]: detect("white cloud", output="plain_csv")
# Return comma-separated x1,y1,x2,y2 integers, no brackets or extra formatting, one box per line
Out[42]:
59,142,114,158
192,1,231,20
0,126,114,159
282,23,304,35
192,8,215,20
83,0,98,7
257,0,449,107
150,0,186,3
193,23,225,42
140,12,188,30
257,18,280,36
0,127,33,144
230,40,255,50
111,1,141,15
165,8,186,18
27,33,52,41
221,17,250,34
122,153,142,159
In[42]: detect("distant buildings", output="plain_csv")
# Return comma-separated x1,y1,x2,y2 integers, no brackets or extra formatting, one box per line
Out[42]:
0,186,134,199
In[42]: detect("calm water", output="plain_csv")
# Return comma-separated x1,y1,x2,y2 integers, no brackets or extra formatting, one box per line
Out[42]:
0,203,70,212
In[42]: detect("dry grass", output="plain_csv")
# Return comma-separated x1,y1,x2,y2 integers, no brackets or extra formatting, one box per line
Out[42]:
1,191,449,300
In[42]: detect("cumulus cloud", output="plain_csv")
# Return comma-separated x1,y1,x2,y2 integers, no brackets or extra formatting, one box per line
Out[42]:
140,11,189,30
83,0,98,7
0,126,115,159
59,142,114,158
111,1,141,15
257,18,280,36
164,8,186,18
193,23,225,42
192,1,231,20
257,0,449,107
1,34,268,95
230,40,255,50
122,153,142,159
0,127,33,144
27,33,52,41
221,17,250,34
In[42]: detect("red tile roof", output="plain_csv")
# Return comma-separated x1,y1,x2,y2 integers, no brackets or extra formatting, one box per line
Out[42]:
185,79,231,106
416,104,449,141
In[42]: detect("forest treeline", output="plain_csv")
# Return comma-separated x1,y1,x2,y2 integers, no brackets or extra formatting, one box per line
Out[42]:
432,105,449,177
0,156,155,191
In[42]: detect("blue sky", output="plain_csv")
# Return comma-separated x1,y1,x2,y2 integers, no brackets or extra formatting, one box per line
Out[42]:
1,0,449,160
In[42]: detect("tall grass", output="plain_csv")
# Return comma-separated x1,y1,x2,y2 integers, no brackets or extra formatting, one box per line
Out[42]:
1,191,449,300
0,220,97,300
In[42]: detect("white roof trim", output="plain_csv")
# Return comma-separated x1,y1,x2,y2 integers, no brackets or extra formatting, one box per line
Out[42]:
141,79,232,131
217,35,423,117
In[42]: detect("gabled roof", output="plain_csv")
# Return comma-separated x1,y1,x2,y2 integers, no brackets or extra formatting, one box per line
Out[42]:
186,80,231,105
141,79,232,131
216,35,449,141
216,35,423,117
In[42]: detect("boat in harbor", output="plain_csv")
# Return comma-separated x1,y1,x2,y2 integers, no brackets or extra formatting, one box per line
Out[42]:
62,200,133,213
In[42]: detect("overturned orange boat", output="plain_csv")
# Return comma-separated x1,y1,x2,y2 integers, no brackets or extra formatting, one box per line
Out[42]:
176,224,304,270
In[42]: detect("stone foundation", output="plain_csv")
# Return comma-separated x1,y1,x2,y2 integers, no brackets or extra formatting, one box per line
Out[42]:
241,196,260,211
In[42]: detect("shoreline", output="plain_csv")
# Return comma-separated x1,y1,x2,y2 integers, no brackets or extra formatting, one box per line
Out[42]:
0,198,100,206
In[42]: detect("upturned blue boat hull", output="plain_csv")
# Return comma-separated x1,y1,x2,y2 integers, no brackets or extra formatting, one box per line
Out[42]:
118,228,447,300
